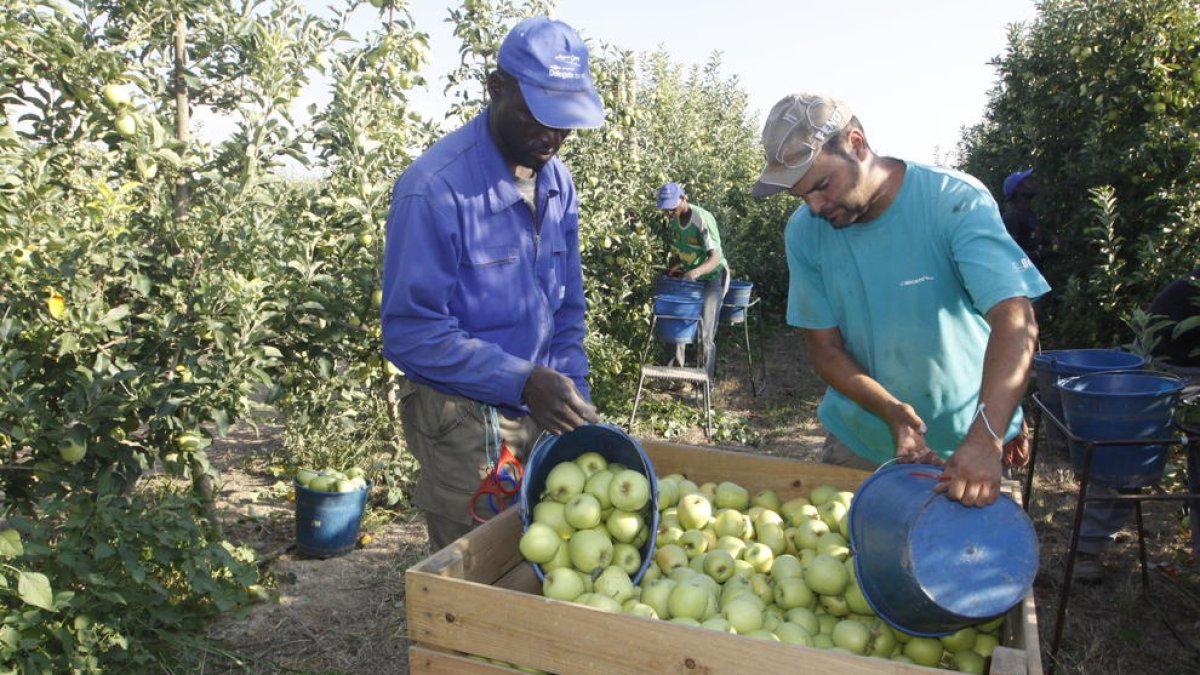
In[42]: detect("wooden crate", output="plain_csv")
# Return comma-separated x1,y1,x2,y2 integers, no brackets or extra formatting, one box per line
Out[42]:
407,439,1043,674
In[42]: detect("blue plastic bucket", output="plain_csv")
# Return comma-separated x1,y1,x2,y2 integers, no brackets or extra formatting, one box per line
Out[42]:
653,293,703,344
653,275,703,300
848,465,1038,637
519,423,659,583
720,279,754,323
295,481,371,558
1058,371,1184,487
1032,349,1149,451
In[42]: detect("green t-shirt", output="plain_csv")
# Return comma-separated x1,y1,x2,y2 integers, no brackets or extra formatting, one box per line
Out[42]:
670,204,726,281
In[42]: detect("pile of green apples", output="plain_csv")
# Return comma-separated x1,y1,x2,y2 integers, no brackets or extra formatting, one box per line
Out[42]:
295,466,368,493
519,473,1003,674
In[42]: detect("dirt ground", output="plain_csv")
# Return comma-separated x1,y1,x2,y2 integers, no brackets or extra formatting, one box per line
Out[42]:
196,328,1200,674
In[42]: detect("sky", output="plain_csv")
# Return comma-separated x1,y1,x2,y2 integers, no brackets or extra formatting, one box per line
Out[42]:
316,0,1041,165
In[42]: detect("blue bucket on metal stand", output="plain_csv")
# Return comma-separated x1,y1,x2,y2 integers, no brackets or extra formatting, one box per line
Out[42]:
1058,371,1184,487
720,280,754,323
519,423,659,583
653,293,703,344
295,481,371,558
1032,349,1149,452
848,464,1038,637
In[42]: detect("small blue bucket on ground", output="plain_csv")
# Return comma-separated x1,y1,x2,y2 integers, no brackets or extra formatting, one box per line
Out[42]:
848,464,1038,637
295,481,371,558
1058,371,1184,487
653,275,703,300
1032,349,1149,451
519,423,659,583
653,293,703,344
720,279,754,323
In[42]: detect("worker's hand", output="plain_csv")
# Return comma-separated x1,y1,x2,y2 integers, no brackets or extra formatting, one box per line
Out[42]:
681,269,698,281
522,366,598,435
667,263,683,278
889,403,940,465
934,436,1003,507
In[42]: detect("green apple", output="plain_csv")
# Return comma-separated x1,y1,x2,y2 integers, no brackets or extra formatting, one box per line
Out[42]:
785,607,820,635
722,594,765,634
583,469,615,509
752,508,784,530
657,525,683,546
844,576,874,615
817,613,839,635
540,538,573,572
574,451,608,477
609,469,651,512
756,522,788,556
639,578,676,619
774,621,814,646
545,462,586,503
656,476,680,509
676,493,713,530
751,489,782,513
677,529,708,559
779,497,813,526
593,565,635,604
612,542,642,576
713,480,750,511
975,615,1004,633
973,632,999,657
567,528,613,575
564,493,603,530
952,650,986,675
698,482,718,501
623,601,658,619
819,592,850,617
732,559,756,578
702,548,735,583
307,475,336,492
668,577,711,621
808,484,838,506
866,619,897,657
715,535,747,560
711,508,745,539
345,466,366,480
793,517,830,551
700,616,733,632
57,428,88,464
582,592,623,613
542,567,586,602
904,636,946,667
102,83,132,109
742,542,774,573
817,500,848,530
816,532,850,561
519,522,561,564
114,112,137,138
652,543,688,574
770,554,804,581
940,626,978,652
533,501,574,540
774,576,815,610
676,478,701,496
805,554,849,596
295,468,319,487
831,619,870,655
605,509,643,544
748,573,774,605
334,478,357,492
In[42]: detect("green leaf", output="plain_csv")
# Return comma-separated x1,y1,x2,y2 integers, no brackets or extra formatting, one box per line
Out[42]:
0,530,22,558
17,571,54,611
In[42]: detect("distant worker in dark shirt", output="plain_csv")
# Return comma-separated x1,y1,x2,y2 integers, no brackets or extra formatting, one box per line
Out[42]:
1147,264,1200,372
1001,169,1048,270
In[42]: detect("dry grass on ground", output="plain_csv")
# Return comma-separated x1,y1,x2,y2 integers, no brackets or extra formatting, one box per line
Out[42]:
191,327,1200,674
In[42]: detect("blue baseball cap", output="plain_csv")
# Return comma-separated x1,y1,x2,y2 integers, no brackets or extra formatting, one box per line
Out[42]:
498,17,605,130
1003,169,1034,201
657,182,684,209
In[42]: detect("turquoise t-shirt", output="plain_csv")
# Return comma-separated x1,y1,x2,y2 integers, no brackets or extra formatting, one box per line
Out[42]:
785,162,1051,464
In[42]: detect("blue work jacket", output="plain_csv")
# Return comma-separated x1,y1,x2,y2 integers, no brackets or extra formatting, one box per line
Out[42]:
381,110,591,417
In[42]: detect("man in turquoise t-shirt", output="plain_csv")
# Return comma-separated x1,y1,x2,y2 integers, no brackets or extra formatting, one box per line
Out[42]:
657,182,729,381
750,93,1050,508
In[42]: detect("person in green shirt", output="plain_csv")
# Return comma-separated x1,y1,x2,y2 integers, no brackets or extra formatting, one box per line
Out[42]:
656,182,729,382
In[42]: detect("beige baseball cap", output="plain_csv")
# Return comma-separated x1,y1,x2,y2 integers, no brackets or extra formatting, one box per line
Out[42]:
751,93,853,198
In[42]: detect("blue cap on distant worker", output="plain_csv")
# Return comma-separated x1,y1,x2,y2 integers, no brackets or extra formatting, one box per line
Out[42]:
657,182,684,209
1003,169,1034,201
498,16,605,130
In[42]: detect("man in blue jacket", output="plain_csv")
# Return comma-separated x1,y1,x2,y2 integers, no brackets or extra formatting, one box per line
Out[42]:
381,17,603,550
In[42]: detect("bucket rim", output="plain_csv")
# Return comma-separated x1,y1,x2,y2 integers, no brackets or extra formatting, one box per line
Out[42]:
1057,370,1185,397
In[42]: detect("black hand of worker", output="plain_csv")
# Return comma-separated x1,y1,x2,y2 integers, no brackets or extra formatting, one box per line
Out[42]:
522,365,599,435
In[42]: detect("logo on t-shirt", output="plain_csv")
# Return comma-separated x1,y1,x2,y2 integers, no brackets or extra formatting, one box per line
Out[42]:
900,275,934,287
